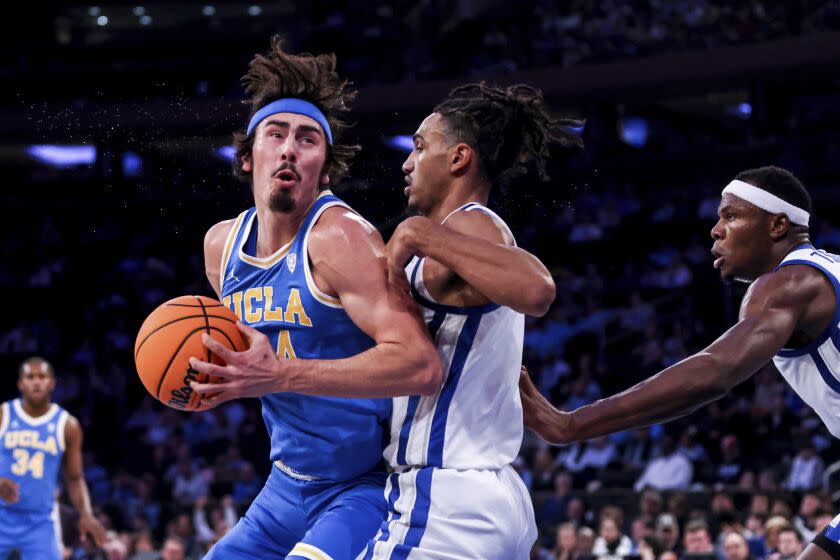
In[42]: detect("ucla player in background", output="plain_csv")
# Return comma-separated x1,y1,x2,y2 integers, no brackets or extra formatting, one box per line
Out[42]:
354,83,581,559
0,357,107,559
189,36,440,560
519,166,840,560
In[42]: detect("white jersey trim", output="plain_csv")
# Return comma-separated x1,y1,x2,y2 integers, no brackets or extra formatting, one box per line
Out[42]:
301,200,352,309
219,210,248,294
12,400,60,426
0,402,9,438
57,411,69,452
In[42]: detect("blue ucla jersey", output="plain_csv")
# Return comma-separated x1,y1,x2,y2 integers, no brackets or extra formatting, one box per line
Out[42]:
0,399,68,514
219,191,391,481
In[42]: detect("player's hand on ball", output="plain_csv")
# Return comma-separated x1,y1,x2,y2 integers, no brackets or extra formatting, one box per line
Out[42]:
189,321,289,406
79,512,107,547
0,477,19,504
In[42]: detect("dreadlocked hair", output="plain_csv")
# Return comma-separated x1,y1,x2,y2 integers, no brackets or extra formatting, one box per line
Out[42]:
433,82,583,187
232,35,359,184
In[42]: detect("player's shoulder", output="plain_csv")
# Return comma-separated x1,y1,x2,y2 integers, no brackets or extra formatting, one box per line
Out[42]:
308,205,382,254
204,215,245,258
746,263,829,308
444,206,513,246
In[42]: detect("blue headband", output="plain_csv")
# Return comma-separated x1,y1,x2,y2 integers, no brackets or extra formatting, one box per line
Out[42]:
246,98,333,144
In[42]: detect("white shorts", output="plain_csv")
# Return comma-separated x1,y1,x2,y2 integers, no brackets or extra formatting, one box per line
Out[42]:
361,464,536,560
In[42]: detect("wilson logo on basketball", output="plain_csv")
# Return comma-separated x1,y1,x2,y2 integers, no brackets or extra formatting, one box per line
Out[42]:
168,366,199,410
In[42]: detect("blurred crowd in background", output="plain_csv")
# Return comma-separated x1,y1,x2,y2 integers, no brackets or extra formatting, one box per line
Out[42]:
4,1,840,558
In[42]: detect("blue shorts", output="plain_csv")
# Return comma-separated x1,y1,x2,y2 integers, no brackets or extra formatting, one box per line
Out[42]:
0,507,61,560
206,465,387,560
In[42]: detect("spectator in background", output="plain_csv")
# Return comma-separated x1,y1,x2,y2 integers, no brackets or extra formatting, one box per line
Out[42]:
723,531,751,560
160,535,188,560
764,516,792,557
656,513,681,554
592,515,633,559
771,527,804,560
539,471,573,526
634,435,693,492
785,440,824,490
683,519,715,556
717,435,750,485
552,522,579,560
576,526,596,558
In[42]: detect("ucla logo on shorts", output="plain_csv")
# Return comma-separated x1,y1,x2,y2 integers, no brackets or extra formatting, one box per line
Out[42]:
287,253,297,273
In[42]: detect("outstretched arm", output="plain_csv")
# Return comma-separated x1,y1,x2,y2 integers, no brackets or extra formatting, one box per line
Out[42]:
386,213,555,316
63,416,107,547
525,266,822,444
190,208,441,403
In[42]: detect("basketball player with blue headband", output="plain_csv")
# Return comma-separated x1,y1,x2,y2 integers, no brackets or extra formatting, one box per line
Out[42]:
192,37,441,560
520,165,840,560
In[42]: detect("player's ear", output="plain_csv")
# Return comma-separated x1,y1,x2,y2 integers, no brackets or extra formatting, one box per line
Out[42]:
769,213,791,241
450,143,472,175
240,153,252,174
320,173,330,186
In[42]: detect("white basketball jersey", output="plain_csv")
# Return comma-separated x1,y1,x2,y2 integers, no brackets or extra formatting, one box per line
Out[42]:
773,245,840,437
384,202,525,471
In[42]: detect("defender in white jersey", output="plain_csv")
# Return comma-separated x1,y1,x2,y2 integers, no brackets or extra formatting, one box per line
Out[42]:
362,83,583,559
520,165,840,560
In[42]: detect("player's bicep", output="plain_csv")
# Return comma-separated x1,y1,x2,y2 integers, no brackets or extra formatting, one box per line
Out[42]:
62,417,84,479
313,218,426,344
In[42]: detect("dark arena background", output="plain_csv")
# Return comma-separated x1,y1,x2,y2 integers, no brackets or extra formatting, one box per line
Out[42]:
3,2,840,559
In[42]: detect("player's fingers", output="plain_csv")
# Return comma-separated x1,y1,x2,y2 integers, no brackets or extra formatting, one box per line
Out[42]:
200,334,238,363
236,321,261,345
188,358,231,379
190,380,231,394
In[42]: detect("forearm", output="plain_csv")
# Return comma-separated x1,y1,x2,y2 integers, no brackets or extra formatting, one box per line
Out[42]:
285,341,440,398
65,477,94,516
418,227,554,315
561,353,731,443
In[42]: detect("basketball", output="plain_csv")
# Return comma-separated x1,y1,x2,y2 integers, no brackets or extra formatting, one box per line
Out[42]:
134,295,247,411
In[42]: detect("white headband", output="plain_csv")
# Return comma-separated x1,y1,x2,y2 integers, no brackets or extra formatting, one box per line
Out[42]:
721,179,810,226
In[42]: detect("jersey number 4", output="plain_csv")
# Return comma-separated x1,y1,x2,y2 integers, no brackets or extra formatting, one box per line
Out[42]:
11,449,45,479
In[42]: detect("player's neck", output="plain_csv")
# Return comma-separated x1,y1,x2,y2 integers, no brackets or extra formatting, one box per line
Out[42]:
763,235,812,276
428,180,490,224
253,195,318,258
21,398,51,418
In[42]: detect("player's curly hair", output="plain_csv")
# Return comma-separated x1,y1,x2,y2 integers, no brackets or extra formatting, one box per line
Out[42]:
232,35,359,184
433,82,583,187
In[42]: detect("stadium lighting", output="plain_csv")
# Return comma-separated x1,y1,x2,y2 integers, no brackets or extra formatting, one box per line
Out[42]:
133,6,145,16
97,15,109,26
247,5,262,16
384,135,414,153
214,146,236,160
140,15,152,25
27,145,97,167
202,5,216,16
619,117,649,148
88,6,101,16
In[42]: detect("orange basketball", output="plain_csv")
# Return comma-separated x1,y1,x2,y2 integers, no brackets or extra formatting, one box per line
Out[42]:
134,295,247,411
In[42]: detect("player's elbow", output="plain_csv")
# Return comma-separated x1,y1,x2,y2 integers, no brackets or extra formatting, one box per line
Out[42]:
413,351,443,396
521,274,556,317
534,275,557,316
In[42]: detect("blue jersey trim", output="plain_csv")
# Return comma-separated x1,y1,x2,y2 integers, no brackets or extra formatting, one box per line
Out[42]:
395,310,446,466
427,313,481,467
775,258,840,358
389,467,433,560
409,259,499,315
810,349,840,396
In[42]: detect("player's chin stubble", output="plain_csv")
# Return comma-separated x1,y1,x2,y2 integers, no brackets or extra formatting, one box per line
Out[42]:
270,191,295,213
